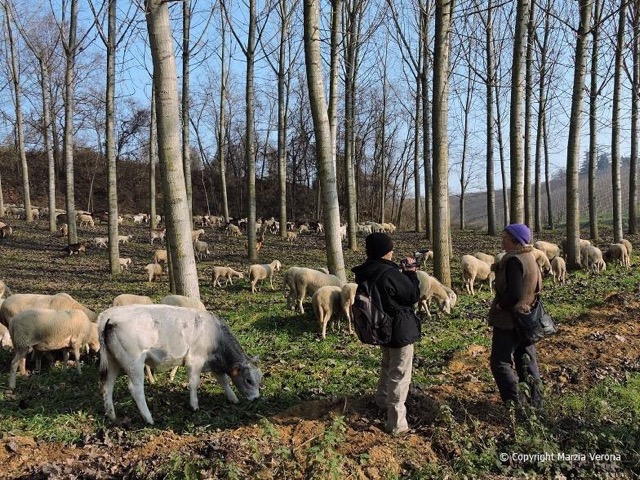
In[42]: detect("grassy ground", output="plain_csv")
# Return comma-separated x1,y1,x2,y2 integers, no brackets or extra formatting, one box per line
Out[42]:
0,220,638,478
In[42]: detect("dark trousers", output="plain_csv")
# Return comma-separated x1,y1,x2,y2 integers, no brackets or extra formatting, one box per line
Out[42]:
490,327,542,406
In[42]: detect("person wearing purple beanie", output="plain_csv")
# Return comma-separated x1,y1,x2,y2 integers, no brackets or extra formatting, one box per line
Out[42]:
488,223,543,408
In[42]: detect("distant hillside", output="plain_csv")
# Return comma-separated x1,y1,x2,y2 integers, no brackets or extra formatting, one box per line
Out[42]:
448,167,634,230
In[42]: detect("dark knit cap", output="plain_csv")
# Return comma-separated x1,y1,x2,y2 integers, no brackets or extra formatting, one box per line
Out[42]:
366,232,394,259
504,223,531,245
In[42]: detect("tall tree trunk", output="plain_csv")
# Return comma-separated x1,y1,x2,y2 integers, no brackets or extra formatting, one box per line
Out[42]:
588,0,603,240
146,0,200,299
106,0,120,275
421,1,433,239
303,0,346,282
63,0,79,245
566,0,593,269
0,174,4,217
495,81,509,227
509,0,529,223
413,74,423,233
484,0,496,235
326,0,342,224
182,0,193,220
432,0,454,287
343,0,361,250
245,0,258,262
459,50,473,231
523,0,535,226
150,85,158,229
3,3,33,223
630,0,640,234
543,104,553,229
41,60,56,233
611,0,626,243
277,0,291,239
218,15,230,222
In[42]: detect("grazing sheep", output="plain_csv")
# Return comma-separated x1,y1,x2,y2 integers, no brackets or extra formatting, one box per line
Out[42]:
0,280,12,299
111,294,154,307
191,229,205,242
58,223,68,237
212,266,245,287
461,254,495,296
580,245,606,273
64,242,88,255
145,263,164,282
93,237,109,248
227,224,242,237
312,286,344,339
415,271,451,320
286,231,298,242
561,238,591,256
249,260,282,293
621,238,633,257
118,257,133,271
382,222,396,233
441,284,458,310
153,249,167,265
0,292,98,328
283,267,345,314
160,294,206,311
117,234,133,244
533,240,561,260
551,256,567,284
340,283,358,335
604,243,631,269
530,247,552,275
150,228,166,244
77,214,95,228
0,225,13,239
472,252,495,266
193,240,210,261
8,308,100,389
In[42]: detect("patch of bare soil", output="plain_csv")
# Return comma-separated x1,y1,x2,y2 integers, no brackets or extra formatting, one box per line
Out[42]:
2,293,639,479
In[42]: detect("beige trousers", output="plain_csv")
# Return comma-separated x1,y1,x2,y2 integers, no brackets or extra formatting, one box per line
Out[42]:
374,344,414,434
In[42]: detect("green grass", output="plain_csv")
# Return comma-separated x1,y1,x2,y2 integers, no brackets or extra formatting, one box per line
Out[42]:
1,221,640,477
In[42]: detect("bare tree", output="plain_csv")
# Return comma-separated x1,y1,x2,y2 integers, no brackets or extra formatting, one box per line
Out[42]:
566,0,593,269
3,1,33,222
630,0,640,234
303,0,346,282
217,12,230,222
150,85,158,229
509,0,529,224
523,0,535,226
145,0,200,299
432,0,454,286
611,0,626,243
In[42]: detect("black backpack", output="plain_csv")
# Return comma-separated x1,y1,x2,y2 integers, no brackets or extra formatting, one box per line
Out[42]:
352,268,393,345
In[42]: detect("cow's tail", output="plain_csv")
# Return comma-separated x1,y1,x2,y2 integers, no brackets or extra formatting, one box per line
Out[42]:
99,315,116,383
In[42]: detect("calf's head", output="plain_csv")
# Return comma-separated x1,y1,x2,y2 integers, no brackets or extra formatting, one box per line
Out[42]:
229,357,262,401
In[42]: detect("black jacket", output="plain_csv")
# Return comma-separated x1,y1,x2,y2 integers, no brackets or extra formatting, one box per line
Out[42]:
352,258,421,348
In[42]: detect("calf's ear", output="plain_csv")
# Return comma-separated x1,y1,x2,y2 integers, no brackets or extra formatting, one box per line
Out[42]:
230,363,244,377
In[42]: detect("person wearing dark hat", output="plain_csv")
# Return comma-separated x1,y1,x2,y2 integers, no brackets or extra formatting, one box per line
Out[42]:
488,223,543,408
352,232,421,435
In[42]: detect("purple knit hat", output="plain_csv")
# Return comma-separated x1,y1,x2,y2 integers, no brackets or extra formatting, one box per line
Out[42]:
504,223,531,245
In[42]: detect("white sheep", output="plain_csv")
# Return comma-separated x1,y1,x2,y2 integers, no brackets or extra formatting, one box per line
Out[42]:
8,308,100,389
0,225,13,239
415,271,451,320
283,267,345,314
211,266,245,287
530,247,552,275
340,283,358,335
604,243,630,269
0,293,98,328
193,240,210,261
551,256,567,284
533,240,561,260
414,249,433,269
286,231,298,242
461,254,495,296
472,252,495,266
77,214,95,228
312,285,344,339
191,229,205,242
561,238,591,256
249,260,282,293
580,245,606,273
150,228,166,244
227,224,242,237
153,249,167,265
93,237,109,248
117,234,133,244
111,294,154,307
160,294,206,311
118,257,133,271
621,238,633,257
145,263,164,282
